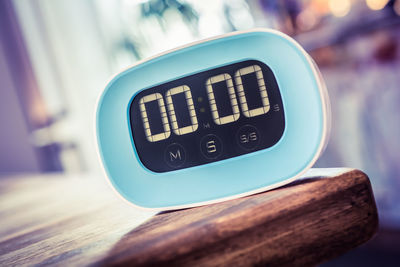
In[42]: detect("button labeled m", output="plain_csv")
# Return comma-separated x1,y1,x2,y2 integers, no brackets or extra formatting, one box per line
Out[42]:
169,150,181,161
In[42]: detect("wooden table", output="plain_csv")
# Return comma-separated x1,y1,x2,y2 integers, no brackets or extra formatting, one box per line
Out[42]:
0,168,378,266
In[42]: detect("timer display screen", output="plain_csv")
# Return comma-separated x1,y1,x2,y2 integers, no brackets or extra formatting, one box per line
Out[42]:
129,60,285,172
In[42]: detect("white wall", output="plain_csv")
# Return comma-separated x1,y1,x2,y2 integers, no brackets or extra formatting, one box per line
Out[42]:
0,40,41,174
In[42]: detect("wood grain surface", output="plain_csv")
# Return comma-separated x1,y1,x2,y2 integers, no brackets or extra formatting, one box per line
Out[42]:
0,169,378,266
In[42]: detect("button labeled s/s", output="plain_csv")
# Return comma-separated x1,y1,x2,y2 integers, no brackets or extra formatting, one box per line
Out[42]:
237,125,260,150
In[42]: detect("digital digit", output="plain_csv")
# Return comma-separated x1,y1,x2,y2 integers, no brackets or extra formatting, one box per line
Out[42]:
235,65,270,117
206,73,240,125
139,93,171,142
165,85,198,135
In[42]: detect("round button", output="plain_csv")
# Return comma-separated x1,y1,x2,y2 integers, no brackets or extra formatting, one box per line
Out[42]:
200,134,223,159
236,125,260,150
164,143,186,168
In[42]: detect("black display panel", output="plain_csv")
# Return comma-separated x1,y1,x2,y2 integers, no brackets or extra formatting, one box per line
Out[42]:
129,60,285,173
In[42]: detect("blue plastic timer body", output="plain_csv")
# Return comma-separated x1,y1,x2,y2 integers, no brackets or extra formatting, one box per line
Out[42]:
96,29,330,210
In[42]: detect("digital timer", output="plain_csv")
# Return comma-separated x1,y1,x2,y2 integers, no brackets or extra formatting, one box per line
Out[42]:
130,59,284,172
96,29,330,210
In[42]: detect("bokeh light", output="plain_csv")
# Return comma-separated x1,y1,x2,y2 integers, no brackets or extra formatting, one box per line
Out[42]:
329,0,351,17
366,0,390,10
395,0,400,15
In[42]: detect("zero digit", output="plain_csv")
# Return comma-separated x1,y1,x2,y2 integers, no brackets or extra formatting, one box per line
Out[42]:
139,93,171,142
206,73,240,125
235,65,270,117
165,85,199,135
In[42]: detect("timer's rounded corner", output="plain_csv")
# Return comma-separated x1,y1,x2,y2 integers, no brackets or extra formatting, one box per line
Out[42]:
96,28,330,210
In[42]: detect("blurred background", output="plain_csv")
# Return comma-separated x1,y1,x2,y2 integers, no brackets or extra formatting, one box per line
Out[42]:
0,0,399,265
